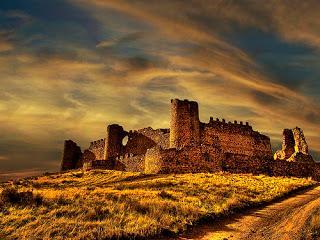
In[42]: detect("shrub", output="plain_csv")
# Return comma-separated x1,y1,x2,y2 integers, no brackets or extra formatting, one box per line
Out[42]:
0,187,43,206
33,193,43,206
86,206,110,221
54,195,70,205
158,190,176,200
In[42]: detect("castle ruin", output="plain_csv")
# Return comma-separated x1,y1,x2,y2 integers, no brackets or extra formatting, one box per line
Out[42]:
61,99,319,179
274,127,313,163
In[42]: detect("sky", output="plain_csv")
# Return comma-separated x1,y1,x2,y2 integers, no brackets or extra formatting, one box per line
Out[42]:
0,0,320,175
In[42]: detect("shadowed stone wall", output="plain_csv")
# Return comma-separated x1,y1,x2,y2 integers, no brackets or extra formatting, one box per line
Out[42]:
88,139,105,160
61,140,82,171
145,145,224,174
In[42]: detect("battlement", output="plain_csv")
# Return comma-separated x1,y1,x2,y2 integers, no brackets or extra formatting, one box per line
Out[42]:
115,153,135,160
208,117,250,126
206,117,253,132
89,139,105,149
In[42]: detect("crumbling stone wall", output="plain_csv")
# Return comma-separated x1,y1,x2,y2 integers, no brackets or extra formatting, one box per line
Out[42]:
170,99,200,149
88,139,105,160
134,127,169,149
114,154,145,172
292,127,309,154
83,160,112,171
104,124,127,163
81,126,170,171
274,127,314,162
123,127,169,156
61,140,82,171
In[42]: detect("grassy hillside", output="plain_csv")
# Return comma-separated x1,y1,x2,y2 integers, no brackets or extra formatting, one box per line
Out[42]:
0,170,315,240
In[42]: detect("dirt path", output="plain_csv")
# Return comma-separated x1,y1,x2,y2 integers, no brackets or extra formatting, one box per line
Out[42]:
172,185,320,240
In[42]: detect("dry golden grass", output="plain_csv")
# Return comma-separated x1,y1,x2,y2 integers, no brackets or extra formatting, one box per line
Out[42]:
0,170,315,239
306,208,320,239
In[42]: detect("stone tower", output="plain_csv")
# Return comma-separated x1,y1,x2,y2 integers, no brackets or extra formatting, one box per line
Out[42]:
103,124,126,162
169,99,200,149
61,140,82,171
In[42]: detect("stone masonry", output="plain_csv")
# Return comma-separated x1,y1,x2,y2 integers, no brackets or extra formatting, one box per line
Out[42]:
274,127,313,163
61,99,318,180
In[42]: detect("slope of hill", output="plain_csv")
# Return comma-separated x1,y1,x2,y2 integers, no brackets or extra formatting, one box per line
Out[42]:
0,170,315,240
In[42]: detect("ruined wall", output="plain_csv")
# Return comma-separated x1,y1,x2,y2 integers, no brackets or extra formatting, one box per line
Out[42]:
61,140,82,171
170,99,200,149
270,160,314,178
274,129,295,160
223,154,318,179
144,143,318,179
145,145,224,174
135,127,169,149
83,160,111,171
223,153,271,174
104,124,127,162
201,119,272,158
114,154,145,172
274,127,314,163
123,127,169,156
83,126,170,171
88,139,105,160
292,127,309,154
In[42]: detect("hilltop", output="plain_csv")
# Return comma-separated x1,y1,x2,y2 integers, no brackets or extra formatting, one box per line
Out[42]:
0,170,315,240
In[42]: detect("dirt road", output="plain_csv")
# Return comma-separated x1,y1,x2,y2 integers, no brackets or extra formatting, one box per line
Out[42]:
174,185,320,240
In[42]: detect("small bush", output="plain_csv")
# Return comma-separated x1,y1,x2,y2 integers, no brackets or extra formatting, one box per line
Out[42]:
54,195,70,205
0,187,43,206
72,172,83,178
33,193,43,206
158,190,176,200
86,206,110,221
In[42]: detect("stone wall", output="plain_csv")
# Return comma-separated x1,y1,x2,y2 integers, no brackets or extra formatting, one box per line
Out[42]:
104,124,127,162
114,154,145,172
134,127,169,149
88,139,105,160
88,125,169,154
270,160,314,178
201,119,272,158
223,153,271,174
123,127,169,155
61,140,82,171
83,160,111,171
145,145,318,180
274,127,314,162
292,127,309,154
145,145,224,174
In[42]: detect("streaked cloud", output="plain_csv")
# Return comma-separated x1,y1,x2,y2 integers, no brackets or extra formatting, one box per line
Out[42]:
0,0,319,173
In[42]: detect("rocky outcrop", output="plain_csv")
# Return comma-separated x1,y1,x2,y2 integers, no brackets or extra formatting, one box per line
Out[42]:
274,127,313,163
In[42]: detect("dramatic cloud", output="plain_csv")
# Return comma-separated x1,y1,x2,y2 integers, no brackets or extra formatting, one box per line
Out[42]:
0,0,319,173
